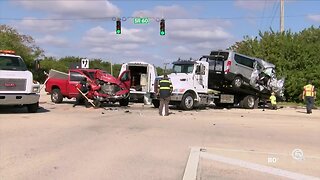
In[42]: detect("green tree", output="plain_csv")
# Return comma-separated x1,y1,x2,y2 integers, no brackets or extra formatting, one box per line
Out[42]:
0,25,43,68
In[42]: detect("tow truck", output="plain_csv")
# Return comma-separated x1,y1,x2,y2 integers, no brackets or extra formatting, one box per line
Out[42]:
152,58,282,110
0,50,40,113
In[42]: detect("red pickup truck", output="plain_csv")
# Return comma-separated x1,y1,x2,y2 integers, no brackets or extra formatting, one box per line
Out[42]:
45,68,131,107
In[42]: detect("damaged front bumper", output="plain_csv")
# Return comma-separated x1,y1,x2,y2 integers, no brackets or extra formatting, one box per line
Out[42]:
93,92,129,102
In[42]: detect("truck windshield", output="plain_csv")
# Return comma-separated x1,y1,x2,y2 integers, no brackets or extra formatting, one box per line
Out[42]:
173,64,194,74
0,56,28,71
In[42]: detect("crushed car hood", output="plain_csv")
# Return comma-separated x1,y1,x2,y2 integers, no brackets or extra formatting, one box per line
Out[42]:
95,70,121,85
250,59,285,97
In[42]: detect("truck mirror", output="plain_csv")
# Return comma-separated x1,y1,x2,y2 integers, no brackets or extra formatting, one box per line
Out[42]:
195,65,201,74
34,60,40,71
200,64,205,75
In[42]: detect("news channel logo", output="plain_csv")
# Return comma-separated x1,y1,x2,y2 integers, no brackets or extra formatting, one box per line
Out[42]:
292,149,304,160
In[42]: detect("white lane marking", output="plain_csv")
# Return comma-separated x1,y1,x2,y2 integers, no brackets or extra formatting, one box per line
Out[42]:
201,152,320,180
203,147,320,160
182,147,201,180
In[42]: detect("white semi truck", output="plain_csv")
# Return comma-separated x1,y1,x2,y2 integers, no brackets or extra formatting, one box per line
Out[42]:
0,50,40,113
152,59,268,110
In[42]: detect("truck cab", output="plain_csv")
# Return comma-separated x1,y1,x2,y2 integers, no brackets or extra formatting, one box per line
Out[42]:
0,50,40,113
153,59,213,110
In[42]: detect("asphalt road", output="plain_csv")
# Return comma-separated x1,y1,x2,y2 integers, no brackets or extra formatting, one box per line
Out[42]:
0,94,319,180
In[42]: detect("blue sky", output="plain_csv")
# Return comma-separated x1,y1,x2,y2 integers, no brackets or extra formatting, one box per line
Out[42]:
1,0,319,66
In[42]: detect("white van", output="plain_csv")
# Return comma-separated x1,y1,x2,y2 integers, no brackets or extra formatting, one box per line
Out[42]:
119,62,157,104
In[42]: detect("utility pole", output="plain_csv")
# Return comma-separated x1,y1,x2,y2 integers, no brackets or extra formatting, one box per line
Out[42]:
280,0,284,33
163,62,169,74
110,60,113,76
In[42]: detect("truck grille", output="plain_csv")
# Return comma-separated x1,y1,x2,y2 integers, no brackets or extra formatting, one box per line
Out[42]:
100,84,120,95
0,78,26,91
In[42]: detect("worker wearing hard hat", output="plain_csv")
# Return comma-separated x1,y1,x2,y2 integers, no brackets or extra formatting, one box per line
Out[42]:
302,80,316,114
158,74,173,116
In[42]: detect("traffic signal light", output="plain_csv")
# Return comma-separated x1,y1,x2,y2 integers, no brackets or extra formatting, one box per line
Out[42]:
160,19,165,36
116,19,121,34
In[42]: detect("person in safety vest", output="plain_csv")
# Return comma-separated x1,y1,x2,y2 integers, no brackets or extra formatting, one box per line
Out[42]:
302,80,316,114
269,92,277,110
158,74,173,116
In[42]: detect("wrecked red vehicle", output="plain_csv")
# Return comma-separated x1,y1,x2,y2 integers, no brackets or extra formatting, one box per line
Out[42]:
45,68,131,107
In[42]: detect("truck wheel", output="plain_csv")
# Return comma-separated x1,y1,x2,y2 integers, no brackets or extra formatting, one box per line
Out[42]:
152,99,160,108
232,76,243,88
51,89,63,103
242,95,255,109
119,98,129,106
27,102,39,113
180,93,195,110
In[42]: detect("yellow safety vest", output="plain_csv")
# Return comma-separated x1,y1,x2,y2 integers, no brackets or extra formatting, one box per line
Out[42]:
270,95,277,105
158,79,173,90
304,84,315,97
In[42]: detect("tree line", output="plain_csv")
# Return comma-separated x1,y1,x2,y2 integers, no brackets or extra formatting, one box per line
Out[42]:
1,24,319,105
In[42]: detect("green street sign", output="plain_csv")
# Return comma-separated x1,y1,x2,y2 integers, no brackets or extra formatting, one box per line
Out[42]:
133,17,149,24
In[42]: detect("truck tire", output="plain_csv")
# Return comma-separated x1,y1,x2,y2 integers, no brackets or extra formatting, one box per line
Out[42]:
51,89,63,103
152,99,160,108
232,76,243,89
119,98,129,106
242,95,255,109
27,102,39,113
180,93,195,110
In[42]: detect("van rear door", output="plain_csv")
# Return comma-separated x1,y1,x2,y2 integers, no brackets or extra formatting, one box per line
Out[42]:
209,51,229,74
201,51,229,88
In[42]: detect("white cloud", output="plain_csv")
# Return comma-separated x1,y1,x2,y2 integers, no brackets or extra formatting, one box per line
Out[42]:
36,35,68,46
133,5,190,19
307,14,320,23
130,5,236,62
166,19,234,54
234,0,276,11
15,17,70,33
14,0,120,18
171,46,191,54
82,26,152,54
170,29,231,42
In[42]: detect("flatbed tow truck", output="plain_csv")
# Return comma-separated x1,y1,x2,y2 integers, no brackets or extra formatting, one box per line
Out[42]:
152,58,282,110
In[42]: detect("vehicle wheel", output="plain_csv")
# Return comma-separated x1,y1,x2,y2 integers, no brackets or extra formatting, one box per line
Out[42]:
51,89,63,103
152,99,160,108
119,98,129,106
242,95,255,109
232,76,243,88
180,93,195,110
27,102,39,113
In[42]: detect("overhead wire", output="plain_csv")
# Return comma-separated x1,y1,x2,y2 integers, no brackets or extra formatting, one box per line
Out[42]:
270,0,280,27
259,0,268,31
0,15,309,21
